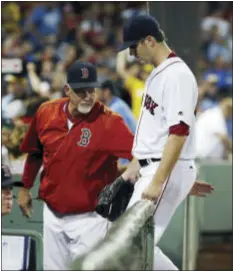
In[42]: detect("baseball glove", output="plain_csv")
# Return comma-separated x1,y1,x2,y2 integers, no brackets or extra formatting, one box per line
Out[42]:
95,176,134,222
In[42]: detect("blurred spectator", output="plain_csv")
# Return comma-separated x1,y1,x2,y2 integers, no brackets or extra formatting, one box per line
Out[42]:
196,95,232,160
2,145,10,168
26,62,64,99
1,164,23,216
202,9,231,39
2,121,28,160
2,120,29,175
203,55,232,90
98,80,136,134
2,76,27,121
197,74,219,113
207,30,232,63
97,80,136,166
116,49,154,119
23,3,62,49
2,2,21,35
80,3,103,39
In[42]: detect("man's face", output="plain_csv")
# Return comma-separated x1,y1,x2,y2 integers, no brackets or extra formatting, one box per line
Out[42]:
1,187,13,216
66,86,96,114
206,81,218,96
129,39,152,64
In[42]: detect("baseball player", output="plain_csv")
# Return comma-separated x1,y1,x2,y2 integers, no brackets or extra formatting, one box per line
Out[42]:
117,14,199,270
17,60,137,270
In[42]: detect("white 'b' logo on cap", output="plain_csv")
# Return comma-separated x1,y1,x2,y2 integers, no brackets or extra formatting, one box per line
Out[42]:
81,68,89,79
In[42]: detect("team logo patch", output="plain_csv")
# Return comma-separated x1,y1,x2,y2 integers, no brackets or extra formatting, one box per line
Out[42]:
81,68,89,79
77,128,92,147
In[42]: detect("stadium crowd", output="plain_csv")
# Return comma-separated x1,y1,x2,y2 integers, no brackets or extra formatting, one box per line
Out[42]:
1,2,232,174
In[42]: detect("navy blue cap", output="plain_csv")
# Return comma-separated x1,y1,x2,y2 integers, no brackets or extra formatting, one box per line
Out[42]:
117,14,161,52
1,164,23,188
100,80,120,96
67,60,101,91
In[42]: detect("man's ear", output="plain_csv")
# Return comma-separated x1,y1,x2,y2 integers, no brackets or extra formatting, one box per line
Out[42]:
64,85,70,97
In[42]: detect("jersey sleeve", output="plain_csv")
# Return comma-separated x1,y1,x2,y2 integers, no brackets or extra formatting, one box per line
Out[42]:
105,115,134,160
163,71,197,128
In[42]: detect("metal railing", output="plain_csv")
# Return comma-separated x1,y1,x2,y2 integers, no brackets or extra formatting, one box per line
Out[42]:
2,228,43,270
72,200,155,270
182,196,200,270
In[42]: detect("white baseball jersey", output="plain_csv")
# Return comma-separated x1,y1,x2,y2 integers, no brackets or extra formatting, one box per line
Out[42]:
132,56,198,160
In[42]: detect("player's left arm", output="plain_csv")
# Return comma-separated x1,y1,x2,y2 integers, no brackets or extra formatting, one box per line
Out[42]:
142,71,198,201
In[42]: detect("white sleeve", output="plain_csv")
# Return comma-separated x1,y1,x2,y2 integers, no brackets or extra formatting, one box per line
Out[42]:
163,71,197,127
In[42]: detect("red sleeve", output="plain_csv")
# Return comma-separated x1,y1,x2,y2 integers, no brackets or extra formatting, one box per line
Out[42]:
20,115,43,154
22,154,43,189
20,114,43,188
169,121,190,136
106,116,134,160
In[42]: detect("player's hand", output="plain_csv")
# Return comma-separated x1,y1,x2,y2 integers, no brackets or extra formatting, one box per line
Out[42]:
121,159,141,184
189,180,214,197
18,187,33,218
142,181,164,203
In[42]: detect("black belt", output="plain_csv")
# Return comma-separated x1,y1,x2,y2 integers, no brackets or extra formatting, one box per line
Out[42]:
139,158,161,167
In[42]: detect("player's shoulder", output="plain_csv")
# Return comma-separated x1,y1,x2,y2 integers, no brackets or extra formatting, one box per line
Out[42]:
167,58,193,76
165,59,196,85
102,104,123,120
37,98,68,115
100,103,125,127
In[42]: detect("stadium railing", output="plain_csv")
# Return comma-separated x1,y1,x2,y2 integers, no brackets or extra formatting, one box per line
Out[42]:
2,228,43,270
72,200,155,270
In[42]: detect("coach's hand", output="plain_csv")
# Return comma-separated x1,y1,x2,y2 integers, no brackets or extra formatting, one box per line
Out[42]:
18,187,33,218
121,159,141,184
142,181,163,203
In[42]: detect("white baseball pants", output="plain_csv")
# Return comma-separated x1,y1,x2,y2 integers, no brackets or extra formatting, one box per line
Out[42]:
43,204,109,270
127,159,197,270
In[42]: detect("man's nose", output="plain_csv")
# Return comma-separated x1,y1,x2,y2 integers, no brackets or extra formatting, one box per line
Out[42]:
84,91,93,99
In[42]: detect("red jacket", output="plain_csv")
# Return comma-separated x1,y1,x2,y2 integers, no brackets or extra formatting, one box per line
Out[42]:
20,98,134,214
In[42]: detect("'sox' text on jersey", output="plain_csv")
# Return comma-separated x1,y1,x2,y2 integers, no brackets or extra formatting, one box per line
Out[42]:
144,94,158,115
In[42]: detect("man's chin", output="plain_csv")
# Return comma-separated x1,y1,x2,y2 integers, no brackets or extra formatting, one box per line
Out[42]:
77,105,93,114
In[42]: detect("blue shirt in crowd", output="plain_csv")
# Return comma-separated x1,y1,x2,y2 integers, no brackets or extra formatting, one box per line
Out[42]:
204,69,232,89
109,96,136,134
109,96,137,165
